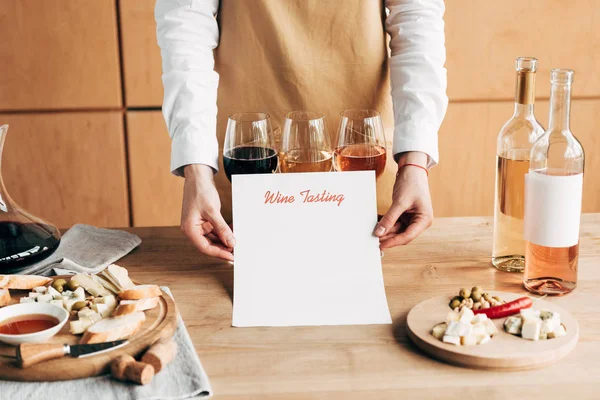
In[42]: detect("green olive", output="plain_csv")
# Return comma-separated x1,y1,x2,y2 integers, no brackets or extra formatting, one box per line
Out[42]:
482,292,492,302
471,286,483,294
459,288,471,299
66,279,80,291
51,278,67,293
449,298,461,309
471,291,482,302
71,301,88,311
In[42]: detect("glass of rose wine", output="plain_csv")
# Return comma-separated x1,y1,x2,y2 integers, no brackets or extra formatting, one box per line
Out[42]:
280,111,333,173
334,109,386,179
223,113,279,182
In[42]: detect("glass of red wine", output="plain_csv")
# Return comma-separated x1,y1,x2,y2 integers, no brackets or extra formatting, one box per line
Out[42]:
333,109,387,180
223,113,278,182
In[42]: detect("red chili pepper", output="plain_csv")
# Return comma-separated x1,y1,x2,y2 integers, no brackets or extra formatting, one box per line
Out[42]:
473,297,533,319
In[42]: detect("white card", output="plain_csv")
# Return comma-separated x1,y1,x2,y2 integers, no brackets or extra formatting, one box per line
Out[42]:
231,171,392,327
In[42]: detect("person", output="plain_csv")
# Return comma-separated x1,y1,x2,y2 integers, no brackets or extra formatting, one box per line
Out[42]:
155,0,448,261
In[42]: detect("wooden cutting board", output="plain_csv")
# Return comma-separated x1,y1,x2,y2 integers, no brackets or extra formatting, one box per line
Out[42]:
407,291,579,371
0,277,177,381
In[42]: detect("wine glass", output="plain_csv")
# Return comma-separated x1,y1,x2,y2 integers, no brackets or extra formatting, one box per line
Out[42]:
333,109,386,179
280,111,333,173
223,113,278,182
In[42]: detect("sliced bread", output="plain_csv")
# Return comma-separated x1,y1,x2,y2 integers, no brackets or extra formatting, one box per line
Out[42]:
104,264,135,291
0,275,52,290
112,297,160,316
0,289,11,307
70,274,112,297
119,285,161,300
80,312,146,344
90,274,120,294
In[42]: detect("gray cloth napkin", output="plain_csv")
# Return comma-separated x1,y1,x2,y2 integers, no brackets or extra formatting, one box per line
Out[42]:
2,224,142,276
0,287,213,400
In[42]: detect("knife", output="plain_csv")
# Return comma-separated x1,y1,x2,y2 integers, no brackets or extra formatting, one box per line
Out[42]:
16,339,128,368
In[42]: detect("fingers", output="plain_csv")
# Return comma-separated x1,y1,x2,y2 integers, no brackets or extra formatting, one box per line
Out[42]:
373,202,408,237
380,215,432,249
181,221,234,261
205,209,236,248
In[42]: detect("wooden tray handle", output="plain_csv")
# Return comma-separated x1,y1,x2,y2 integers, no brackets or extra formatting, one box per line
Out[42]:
16,343,68,368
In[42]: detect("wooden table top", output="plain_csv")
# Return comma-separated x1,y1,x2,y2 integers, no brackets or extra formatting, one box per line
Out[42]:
119,214,600,399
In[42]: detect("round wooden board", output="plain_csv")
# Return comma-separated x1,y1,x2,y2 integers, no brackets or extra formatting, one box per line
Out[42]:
407,291,579,371
0,277,178,381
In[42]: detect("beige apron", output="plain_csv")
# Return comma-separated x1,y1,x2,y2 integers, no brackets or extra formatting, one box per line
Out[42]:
214,0,395,221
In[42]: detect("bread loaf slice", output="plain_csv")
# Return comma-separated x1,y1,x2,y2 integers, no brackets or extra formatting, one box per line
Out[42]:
112,297,160,316
119,285,161,300
80,312,146,344
0,289,11,307
0,275,52,290
104,264,135,291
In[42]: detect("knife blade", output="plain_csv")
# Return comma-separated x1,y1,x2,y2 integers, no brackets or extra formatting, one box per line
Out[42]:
17,339,128,368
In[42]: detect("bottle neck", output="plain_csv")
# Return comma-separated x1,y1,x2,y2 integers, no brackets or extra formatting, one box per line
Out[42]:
548,83,571,132
513,102,534,118
514,70,535,107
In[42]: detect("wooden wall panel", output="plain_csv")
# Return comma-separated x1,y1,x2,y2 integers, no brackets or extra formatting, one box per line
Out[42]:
127,111,183,227
0,112,129,228
430,99,600,217
0,0,122,110
445,0,600,101
120,0,163,107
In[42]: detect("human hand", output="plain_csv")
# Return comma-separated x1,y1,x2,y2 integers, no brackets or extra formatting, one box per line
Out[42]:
180,164,235,261
373,152,433,249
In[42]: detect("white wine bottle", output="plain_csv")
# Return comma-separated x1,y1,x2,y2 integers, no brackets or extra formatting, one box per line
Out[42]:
524,69,583,295
492,57,545,272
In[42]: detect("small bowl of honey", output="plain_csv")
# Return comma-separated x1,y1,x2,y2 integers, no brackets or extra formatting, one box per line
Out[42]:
0,303,69,346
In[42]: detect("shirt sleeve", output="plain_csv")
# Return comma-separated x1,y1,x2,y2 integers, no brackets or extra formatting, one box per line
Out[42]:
385,0,448,168
155,0,221,176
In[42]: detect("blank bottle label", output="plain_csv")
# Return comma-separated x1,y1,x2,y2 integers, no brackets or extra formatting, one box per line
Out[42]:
524,172,583,248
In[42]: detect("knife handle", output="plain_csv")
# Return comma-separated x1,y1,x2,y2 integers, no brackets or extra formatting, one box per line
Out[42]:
16,343,68,368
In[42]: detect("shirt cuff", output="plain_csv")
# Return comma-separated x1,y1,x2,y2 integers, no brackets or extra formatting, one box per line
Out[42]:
392,120,440,169
170,130,220,177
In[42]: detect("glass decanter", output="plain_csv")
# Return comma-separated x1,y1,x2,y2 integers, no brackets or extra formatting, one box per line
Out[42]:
0,125,61,270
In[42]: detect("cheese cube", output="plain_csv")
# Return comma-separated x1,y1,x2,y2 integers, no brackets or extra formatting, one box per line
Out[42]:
33,286,47,293
446,311,460,323
47,286,62,299
483,319,498,336
478,334,491,345
461,333,477,346
459,307,475,324
472,314,488,324
50,300,64,308
443,335,461,346
20,297,35,303
504,316,523,335
521,319,541,340
78,308,95,318
92,303,110,318
63,290,73,297
444,321,461,337
37,293,53,303
520,308,540,322
28,292,40,299
548,324,567,339
63,298,79,312
73,287,86,300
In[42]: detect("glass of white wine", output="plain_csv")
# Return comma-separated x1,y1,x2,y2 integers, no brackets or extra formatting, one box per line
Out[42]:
280,111,333,173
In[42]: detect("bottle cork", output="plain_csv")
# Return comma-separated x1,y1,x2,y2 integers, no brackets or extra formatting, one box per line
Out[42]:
141,337,178,374
111,355,155,385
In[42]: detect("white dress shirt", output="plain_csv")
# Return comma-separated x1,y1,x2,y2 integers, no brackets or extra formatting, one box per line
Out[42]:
156,0,448,175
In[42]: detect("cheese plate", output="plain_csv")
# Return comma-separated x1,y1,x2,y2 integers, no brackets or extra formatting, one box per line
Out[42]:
0,275,177,381
407,291,579,371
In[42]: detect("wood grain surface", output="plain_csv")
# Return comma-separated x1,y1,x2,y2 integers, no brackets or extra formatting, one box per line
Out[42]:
0,280,177,381
407,291,579,370
126,111,184,227
113,214,600,399
0,0,122,110
445,0,600,101
0,112,130,228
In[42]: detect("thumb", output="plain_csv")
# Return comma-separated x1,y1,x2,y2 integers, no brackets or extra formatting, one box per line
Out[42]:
374,202,407,237
207,211,236,248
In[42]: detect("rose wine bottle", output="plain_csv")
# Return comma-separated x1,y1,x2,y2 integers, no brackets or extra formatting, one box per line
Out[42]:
492,57,545,272
524,69,584,295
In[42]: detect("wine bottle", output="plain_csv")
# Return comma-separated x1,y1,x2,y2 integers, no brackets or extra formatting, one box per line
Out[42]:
492,57,545,272
524,69,584,295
